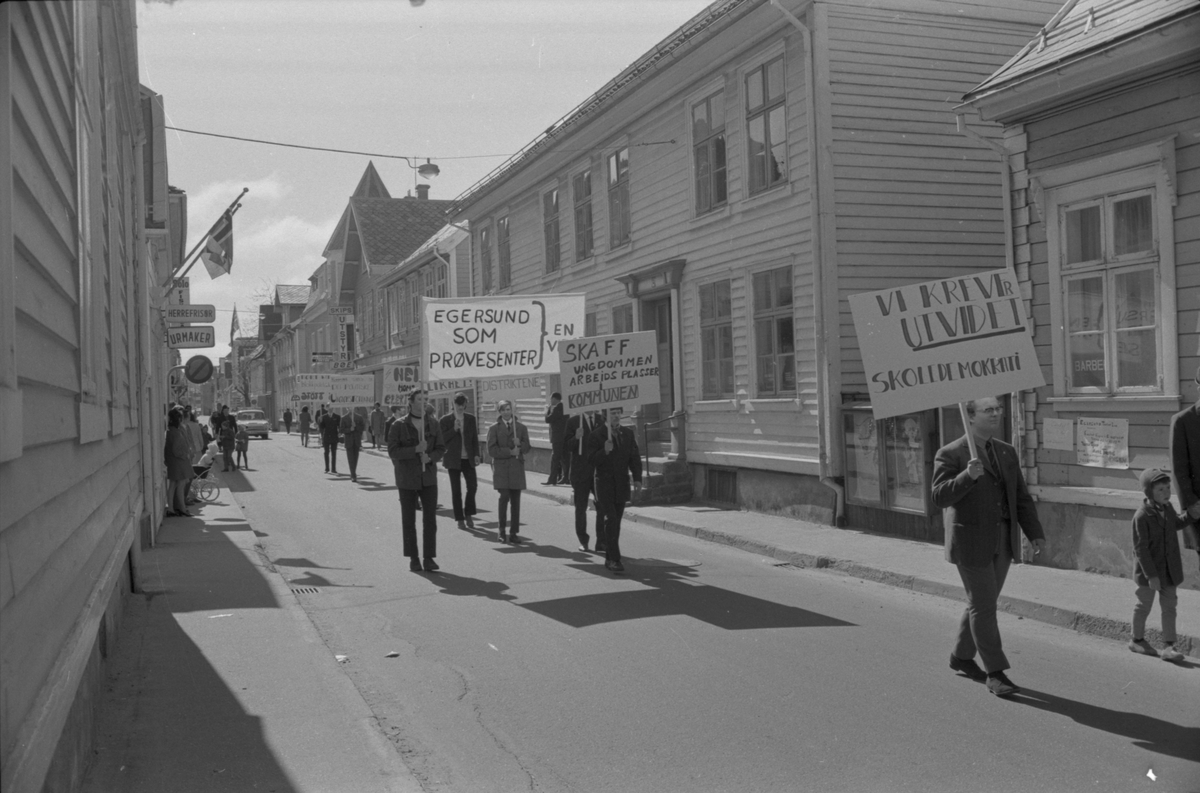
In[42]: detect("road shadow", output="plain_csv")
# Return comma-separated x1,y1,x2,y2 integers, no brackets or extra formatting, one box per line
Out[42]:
272,557,351,570
423,571,517,602
284,570,373,590
520,559,856,631
221,469,257,493
1014,688,1200,762
150,519,279,611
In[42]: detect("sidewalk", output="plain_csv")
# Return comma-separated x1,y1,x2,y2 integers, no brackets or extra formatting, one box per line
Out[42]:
81,481,420,793
457,459,1200,660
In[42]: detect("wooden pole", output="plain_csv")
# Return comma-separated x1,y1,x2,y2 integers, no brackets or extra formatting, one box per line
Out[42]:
958,401,978,459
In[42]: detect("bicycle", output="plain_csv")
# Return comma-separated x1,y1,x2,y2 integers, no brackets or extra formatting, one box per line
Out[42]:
190,464,221,503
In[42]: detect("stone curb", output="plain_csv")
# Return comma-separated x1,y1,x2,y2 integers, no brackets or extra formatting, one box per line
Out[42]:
512,482,1197,660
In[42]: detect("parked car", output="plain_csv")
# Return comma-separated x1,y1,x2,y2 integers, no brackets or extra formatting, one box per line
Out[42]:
236,409,270,439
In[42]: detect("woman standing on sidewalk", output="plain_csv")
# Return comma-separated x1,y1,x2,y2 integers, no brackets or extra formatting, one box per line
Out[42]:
299,405,312,447
164,408,193,517
487,400,531,544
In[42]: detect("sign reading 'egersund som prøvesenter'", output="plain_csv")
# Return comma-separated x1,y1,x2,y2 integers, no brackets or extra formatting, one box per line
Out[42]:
848,267,1044,420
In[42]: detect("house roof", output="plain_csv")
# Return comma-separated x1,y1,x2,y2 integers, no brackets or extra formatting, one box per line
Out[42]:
324,161,392,255
965,0,1198,100
349,197,454,269
275,284,311,306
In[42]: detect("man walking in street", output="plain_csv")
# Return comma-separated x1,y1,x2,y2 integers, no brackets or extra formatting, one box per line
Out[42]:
440,393,480,530
388,389,445,572
932,396,1045,698
340,406,368,482
319,405,341,474
587,407,642,573
566,408,603,552
282,407,293,435
544,392,567,485
370,402,386,449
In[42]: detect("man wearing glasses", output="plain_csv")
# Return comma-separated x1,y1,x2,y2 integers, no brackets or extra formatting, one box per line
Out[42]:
932,396,1045,698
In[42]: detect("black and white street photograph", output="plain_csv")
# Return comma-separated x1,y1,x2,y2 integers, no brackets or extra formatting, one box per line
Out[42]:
1,1,1198,791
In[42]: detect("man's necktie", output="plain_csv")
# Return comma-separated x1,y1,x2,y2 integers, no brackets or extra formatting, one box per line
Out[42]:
986,440,1004,486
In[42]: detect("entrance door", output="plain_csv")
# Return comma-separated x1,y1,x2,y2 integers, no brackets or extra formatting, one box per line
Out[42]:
641,296,674,446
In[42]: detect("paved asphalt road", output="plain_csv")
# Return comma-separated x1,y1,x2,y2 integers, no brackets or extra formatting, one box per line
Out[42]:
231,434,1200,793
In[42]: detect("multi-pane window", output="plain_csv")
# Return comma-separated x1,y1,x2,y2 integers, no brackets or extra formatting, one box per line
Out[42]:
1062,189,1160,393
478,226,492,293
376,291,386,339
746,56,786,194
435,263,447,298
699,279,733,398
573,170,593,261
544,188,561,272
607,148,630,248
409,276,419,327
692,90,727,215
397,280,409,329
497,216,512,289
388,284,401,342
423,267,434,298
585,311,598,338
753,266,795,396
612,304,634,334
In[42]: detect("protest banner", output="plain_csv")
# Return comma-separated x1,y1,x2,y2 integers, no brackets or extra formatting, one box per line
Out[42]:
558,331,661,413
329,374,375,406
422,294,586,380
479,375,545,410
293,373,331,404
381,365,421,406
848,267,1044,424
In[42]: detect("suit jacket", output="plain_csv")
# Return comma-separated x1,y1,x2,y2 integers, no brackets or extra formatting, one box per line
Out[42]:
932,434,1044,568
1170,403,1200,513
440,412,479,470
587,424,642,505
565,413,600,487
545,402,567,445
1131,500,1190,587
487,419,531,490
318,412,341,443
339,410,367,445
388,412,445,489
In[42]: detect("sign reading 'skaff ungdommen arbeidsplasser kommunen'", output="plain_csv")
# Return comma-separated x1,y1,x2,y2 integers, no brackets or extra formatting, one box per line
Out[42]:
849,267,1044,420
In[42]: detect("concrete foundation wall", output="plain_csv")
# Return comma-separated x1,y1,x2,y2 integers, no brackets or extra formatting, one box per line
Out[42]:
692,464,836,526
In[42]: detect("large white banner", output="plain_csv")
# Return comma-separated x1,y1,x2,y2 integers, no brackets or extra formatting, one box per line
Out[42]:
848,267,1044,420
292,373,374,406
422,294,586,381
558,331,661,413
293,374,330,404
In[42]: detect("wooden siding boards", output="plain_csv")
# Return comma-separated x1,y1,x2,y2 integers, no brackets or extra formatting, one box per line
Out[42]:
824,3,1053,394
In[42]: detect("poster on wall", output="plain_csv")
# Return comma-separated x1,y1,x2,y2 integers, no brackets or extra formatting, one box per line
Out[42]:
557,331,661,414
1076,417,1129,469
1042,418,1074,451
848,267,1044,420
887,414,926,512
422,294,586,380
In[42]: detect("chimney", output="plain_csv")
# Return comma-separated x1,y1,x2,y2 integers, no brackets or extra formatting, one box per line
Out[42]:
415,183,430,200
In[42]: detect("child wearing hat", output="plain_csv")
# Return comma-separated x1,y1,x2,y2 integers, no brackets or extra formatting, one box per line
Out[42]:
1129,468,1198,662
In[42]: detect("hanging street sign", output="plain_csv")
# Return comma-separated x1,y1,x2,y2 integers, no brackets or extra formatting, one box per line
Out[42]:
167,326,215,349
166,304,216,324
329,306,354,316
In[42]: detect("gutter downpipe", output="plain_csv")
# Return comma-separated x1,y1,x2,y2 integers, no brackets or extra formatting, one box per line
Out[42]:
770,0,844,525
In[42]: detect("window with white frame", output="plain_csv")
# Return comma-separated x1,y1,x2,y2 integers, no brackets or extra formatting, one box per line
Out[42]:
585,311,598,338
1042,141,1178,400
478,225,492,293
573,170,593,261
497,216,511,289
376,291,386,340
746,55,786,195
612,303,633,334
388,284,401,343
544,188,561,273
699,279,733,398
753,265,795,396
435,263,447,298
607,148,630,248
692,90,727,215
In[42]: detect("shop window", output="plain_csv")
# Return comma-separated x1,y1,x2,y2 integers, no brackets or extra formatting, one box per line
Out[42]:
845,407,933,515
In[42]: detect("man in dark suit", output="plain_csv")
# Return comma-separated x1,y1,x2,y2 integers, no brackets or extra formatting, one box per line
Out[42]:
318,406,342,474
440,393,480,530
544,392,567,485
339,406,367,482
587,406,642,573
388,389,446,572
932,396,1045,698
565,409,604,551
1170,367,1200,538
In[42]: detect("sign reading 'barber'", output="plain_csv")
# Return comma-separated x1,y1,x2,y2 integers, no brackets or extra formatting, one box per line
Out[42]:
848,267,1044,420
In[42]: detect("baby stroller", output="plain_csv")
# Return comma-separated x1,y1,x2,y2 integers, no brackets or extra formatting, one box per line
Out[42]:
189,463,221,503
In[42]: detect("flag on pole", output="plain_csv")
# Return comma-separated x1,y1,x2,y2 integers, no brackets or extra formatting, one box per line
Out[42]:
200,210,235,279
230,305,241,341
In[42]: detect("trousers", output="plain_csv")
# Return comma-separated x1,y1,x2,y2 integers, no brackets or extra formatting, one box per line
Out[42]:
572,482,603,548
497,489,522,534
448,462,478,521
399,485,438,559
1133,584,1178,643
323,439,339,471
344,438,360,477
954,551,1012,673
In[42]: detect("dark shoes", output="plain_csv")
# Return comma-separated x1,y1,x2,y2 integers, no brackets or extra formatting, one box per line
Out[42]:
986,672,1020,697
605,560,624,573
949,655,988,682
423,558,439,572
410,558,423,573
542,480,556,486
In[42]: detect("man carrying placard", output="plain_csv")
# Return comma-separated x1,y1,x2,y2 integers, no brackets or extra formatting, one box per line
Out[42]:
388,389,445,572
440,393,480,530
587,407,642,573
565,409,604,552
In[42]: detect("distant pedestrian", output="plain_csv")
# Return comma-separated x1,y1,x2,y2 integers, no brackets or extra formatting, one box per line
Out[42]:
543,392,567,485
440,393,479,530
219,417,237,472
370,402,386,448
487,400,531,544
385,405,402,440
210,404,227,437
1128,468,1196,663
319,407,341,473
164,408,192,517
565,409,604,552
388,389,445,572
299,405,312,447
340,406,367,481
587,407,642,573
234,424,249,470
1170,367,1200,558
932,396,1045,698
283,408,294,434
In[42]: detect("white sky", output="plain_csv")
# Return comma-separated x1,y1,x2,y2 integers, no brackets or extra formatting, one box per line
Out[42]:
137,0,714,362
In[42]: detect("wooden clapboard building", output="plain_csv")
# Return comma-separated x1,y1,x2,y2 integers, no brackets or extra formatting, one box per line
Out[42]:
448,0,1058,528
961,0,1200,583
1,1,182,789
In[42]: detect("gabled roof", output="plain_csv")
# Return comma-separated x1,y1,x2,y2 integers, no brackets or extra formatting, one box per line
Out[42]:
275,284,311,306
349,197,454,269
966,0,1198,100
324,161,393,255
